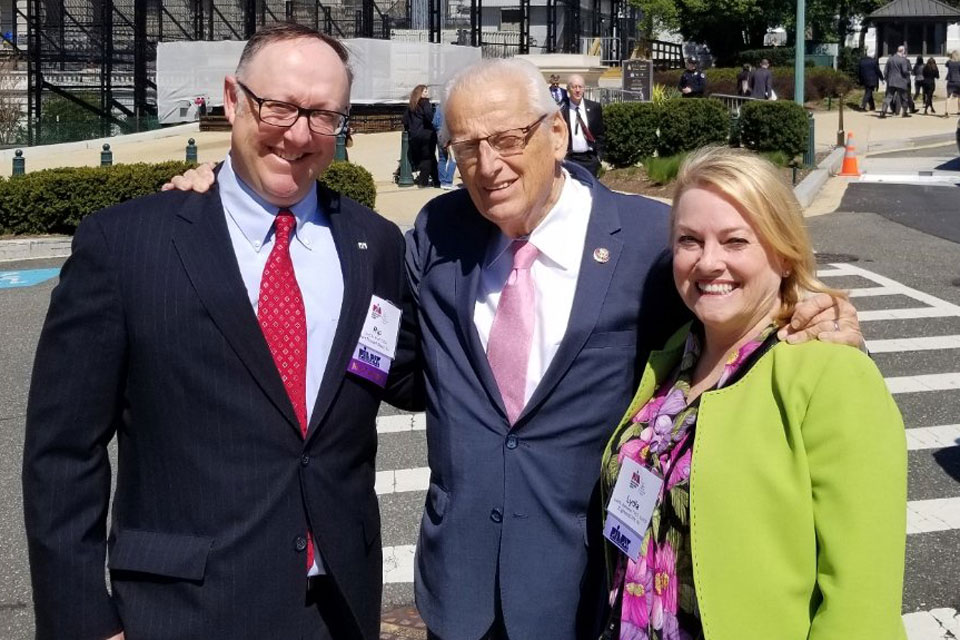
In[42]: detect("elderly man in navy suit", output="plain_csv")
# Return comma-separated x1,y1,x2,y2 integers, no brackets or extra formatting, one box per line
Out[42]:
407,58,864,640
23,23,420,640
162,56,864,640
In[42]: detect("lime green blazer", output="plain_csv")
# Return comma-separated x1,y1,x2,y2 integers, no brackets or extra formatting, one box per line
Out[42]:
603,325,908,639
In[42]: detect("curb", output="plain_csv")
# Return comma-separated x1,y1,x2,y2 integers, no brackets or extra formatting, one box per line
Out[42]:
794,146,846,209
864,131,956,155
0,236,72,263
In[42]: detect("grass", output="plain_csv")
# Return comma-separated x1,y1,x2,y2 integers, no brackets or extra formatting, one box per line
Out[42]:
642,153,687,185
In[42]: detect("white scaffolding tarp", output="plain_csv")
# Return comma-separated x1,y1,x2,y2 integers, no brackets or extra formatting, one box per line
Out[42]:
156,38,481,124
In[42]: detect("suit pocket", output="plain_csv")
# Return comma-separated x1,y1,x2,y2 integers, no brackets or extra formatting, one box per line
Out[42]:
108,528,213,581
583,330,636,350
425,482,449,524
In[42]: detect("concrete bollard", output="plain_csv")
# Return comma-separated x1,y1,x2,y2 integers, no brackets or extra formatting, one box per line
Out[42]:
101,143,113,167
186,138,198,163
335,132,347,161
12,149,24,176
803,113,815,168
397,131,414,187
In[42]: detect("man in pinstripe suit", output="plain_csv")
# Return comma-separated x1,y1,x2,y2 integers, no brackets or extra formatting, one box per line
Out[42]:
23,24,421,640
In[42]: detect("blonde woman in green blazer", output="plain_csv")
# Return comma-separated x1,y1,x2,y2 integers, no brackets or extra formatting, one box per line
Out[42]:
599,147,907,640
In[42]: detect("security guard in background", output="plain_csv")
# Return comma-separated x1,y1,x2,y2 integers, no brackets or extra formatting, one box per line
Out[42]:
679,58,706,97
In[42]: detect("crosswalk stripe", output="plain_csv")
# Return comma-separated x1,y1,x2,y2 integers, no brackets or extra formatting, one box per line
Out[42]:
847,286,904,298
907,425,960,451
382,544,416,583
907,497,960,534
376,467,430,495
377,413,426,434
860,307,959,321
887,373,960,394
903,608,960,640
868,335,960,353
821,263,960,315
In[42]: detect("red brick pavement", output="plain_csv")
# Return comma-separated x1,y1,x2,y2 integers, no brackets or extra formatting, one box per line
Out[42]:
380,606,427,639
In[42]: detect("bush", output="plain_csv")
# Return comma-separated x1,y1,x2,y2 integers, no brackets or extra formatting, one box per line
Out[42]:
654,66,853,102
643,153,687,185
602,101,661,168
739,101,809,158
319,160,376,210
0,161,196,235
657,98,729,157
0,159,378,235
737,47,798,68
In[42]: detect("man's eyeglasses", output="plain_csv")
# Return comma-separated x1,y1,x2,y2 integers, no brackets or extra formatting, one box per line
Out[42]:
237,81,349,136
448,113,551,165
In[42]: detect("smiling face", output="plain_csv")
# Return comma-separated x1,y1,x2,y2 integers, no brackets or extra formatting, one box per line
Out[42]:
224,37,349,207
445,75,567,238
672,186,786,346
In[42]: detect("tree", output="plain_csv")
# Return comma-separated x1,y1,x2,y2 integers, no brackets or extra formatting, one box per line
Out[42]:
670,0,793,65
630,0,680,46
0,56,24,145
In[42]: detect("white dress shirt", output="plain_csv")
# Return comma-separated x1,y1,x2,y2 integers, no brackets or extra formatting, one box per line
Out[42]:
219,155,344,576
567,100,591,153
474,170,592,406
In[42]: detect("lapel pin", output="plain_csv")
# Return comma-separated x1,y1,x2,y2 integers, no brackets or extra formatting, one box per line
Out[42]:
357,242,368,250
593,247,610,263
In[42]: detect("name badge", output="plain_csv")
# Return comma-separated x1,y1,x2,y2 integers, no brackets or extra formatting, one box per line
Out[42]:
603,457,663,561
347,296,402,387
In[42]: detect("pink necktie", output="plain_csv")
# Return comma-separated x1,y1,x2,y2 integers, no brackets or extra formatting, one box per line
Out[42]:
487,240,539,425
257,209,314,570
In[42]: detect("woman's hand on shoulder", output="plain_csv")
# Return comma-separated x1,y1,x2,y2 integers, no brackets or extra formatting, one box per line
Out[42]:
161,162,217,193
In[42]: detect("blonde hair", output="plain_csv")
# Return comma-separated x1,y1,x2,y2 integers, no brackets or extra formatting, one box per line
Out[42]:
670,147,847,322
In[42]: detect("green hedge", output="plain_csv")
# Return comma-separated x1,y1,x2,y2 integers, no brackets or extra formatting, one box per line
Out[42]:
739,101,809,158
653,67,853,101
602,102,661,167
321,160,376,210
0,159,377,235
736,47,799,68
657,98,729,157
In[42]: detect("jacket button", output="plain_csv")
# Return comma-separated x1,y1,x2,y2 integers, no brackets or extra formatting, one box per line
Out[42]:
300,454,310,467
294,536,307,552
490,508,503,523
505,435,518,450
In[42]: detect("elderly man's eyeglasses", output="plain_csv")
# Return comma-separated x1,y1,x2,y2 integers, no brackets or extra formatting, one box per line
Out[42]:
448,113,550,164
237,81,349,136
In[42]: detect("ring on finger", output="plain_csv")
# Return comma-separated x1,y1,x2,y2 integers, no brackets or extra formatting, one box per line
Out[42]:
833,320,840,332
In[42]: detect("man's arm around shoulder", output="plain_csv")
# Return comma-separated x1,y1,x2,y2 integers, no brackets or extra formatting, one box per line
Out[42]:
23,214,127,640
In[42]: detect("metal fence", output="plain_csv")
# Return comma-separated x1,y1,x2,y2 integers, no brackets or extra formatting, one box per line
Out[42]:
583,87,647,105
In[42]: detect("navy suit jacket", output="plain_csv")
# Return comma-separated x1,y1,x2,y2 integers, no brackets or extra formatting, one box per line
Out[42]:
23,183,422,640
405,163,688,639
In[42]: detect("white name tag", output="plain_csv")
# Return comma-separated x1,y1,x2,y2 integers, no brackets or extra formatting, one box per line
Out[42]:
603,456,663,561
358,295,401,359
347,296,402,388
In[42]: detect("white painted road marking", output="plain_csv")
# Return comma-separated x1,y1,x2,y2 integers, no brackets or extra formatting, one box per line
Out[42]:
867,335,960,353
907,425,960,451
887,373,960,394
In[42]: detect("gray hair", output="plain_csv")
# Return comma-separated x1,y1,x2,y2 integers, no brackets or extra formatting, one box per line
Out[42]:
439,58,559,145
897,45,906,55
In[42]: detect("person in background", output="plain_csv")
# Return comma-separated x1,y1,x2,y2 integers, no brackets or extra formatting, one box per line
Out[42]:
749,59,773,100
921,57,940,115
913,54,925,102
858,52,883,111
549,73,568,105
944,50,960,116
736,63,752,97
881,45,913,118
432,102,457,189
563,73,605,176
600,146,907,640
678,58,706,98
403,84,439,187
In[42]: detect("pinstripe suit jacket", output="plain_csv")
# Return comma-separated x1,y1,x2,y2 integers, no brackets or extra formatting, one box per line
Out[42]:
23,184,422,640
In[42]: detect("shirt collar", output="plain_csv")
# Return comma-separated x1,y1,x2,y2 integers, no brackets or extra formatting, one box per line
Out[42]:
485,169,582,272
219,153,322,253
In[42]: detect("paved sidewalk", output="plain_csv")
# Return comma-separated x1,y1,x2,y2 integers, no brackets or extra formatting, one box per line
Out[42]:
812,106,956,154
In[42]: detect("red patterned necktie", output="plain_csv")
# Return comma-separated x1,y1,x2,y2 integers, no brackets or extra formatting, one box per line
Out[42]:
257,209,314,569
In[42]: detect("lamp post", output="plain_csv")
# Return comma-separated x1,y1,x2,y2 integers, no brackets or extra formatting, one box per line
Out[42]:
794,0,805,106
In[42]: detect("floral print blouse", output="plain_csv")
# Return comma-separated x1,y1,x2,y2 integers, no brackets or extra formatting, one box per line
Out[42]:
602,323,778,640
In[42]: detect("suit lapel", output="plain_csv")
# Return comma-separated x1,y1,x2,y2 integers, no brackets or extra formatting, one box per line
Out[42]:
453,209,508,421
518,171,623,425
305,187,373,438
172,188,302,434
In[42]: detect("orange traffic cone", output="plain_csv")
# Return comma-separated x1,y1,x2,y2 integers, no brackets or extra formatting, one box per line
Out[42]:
837,132,861,177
